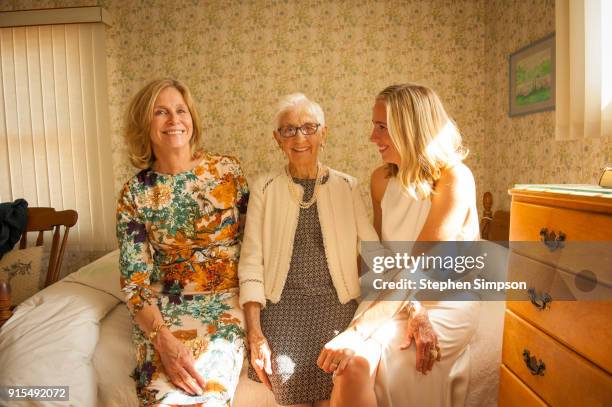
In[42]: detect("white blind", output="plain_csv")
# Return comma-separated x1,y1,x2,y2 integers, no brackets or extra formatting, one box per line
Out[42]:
556,0,612,139
0,23,115,252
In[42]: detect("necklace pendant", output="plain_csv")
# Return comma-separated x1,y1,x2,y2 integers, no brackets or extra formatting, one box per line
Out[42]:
286,163,325,209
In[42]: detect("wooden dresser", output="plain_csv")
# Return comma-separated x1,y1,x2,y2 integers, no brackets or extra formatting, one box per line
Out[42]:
499,186,612,406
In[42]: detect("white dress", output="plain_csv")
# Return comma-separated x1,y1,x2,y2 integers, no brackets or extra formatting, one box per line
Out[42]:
373,177,481,407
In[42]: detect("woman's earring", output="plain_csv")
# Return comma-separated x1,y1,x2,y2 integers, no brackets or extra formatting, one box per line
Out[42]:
319,143,326,162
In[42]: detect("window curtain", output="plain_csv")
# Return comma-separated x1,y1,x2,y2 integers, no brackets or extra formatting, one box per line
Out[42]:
0,23,116,252
556,0,612,140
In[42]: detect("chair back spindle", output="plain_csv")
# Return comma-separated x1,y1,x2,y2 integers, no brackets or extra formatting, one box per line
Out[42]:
16,208,78,287
0,207,77,328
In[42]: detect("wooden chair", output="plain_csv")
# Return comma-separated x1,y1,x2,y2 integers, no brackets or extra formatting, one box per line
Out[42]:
480,191,510,242
0,207,78,327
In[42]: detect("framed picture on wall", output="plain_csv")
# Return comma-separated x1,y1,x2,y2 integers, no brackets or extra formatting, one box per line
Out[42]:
509,33,555,117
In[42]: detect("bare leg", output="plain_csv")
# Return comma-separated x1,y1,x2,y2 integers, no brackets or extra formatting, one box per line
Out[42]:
330,338,381,407
314,399,330,407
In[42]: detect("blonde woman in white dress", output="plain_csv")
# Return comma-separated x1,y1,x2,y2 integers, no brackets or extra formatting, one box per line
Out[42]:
319,83,480,407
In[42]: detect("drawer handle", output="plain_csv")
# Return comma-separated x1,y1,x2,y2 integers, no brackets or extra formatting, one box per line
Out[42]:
539,228,566,251
527,288,552,310
523,349,546,376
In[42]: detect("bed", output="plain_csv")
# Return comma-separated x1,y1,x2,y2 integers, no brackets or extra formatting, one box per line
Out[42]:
0,194,508,407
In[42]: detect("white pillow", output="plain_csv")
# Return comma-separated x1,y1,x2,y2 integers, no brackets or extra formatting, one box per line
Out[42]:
63,249,125,302
0,245,44,305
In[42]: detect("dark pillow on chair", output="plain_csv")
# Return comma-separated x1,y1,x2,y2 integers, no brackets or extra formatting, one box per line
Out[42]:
0,199,29,259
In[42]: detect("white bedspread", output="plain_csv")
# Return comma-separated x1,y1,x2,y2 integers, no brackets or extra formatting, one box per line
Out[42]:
0,278,119,406
0,251,502,407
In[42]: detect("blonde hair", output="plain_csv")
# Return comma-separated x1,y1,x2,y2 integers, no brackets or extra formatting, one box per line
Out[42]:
377,83,468,200
274,93,325,128
125,78,203,169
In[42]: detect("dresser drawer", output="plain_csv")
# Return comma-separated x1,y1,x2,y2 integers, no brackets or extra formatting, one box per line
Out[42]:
507,251,612,301
502,310,612,406
507,255,612,374
506,262,612,373
509,201,612,286
510,201,612,241
499,364,547,407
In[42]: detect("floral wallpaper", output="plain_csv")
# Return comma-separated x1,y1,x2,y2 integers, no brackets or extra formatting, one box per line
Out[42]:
483,0,612,210
7,1,604,218
3,0,488,216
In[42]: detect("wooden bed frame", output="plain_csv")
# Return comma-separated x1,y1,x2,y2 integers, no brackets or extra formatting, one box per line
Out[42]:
0,207,78,327
479,191,510,242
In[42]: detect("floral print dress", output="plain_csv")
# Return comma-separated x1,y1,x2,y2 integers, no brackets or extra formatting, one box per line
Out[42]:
116,153,248,406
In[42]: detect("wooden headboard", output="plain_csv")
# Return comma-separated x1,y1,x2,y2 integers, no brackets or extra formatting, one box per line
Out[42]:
480,191,510,241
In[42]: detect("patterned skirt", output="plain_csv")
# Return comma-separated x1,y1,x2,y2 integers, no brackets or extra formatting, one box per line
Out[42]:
248,290,357,405
131,289,245,406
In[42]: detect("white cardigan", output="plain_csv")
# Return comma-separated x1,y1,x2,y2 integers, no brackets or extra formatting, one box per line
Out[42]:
238,168,379,308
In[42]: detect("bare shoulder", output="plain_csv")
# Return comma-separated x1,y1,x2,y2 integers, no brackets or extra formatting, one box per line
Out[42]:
371,165,388,184
370,165,390,203
437,163,475,192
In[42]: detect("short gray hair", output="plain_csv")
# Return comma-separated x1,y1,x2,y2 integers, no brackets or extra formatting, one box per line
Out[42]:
274,93,325,128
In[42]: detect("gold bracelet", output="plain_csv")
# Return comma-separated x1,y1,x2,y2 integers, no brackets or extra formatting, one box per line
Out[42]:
148,320,167,343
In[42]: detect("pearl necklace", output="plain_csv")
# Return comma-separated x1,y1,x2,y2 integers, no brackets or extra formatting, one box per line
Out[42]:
285,163,326,209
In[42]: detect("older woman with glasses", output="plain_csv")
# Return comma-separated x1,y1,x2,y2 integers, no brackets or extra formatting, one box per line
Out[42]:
238,93,379,407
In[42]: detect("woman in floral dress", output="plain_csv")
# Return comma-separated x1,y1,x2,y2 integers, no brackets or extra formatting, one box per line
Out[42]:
117,78,248,406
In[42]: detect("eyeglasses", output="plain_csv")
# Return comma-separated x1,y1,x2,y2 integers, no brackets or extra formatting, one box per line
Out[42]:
277,122,321,138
